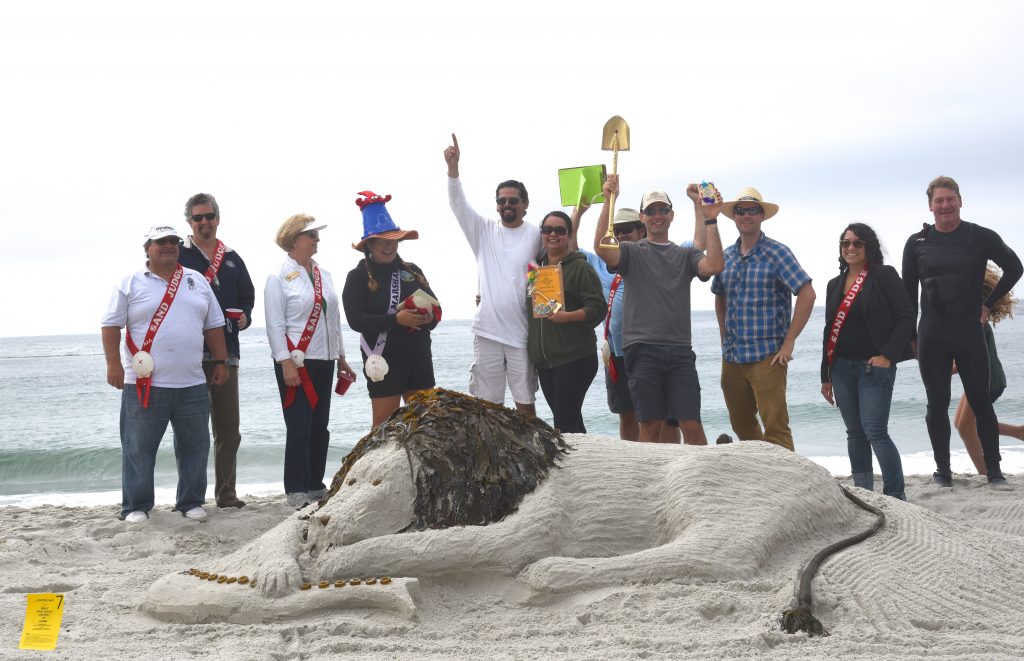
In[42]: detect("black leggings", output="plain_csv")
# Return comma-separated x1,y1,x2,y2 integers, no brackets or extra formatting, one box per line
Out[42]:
537,353,599,434
918,318,1001,474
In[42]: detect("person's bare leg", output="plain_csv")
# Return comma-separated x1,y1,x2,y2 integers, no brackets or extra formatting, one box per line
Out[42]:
953,394,987,474
515,402,536,418
680,420,708,446
999,421,1024,441
659,423,682,444
618,411,639,442
371,395,403,430
638,420,664,443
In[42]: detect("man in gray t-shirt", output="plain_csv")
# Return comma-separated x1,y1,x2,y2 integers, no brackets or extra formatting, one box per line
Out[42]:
594,175,725,443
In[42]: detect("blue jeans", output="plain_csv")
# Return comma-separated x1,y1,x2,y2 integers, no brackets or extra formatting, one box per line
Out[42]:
120,384,210,517
830,357,905,499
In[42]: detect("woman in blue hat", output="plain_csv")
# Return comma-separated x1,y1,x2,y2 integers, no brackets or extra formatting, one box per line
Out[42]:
342,191,442,429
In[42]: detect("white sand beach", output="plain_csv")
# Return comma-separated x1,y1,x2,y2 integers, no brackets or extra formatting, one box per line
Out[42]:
2,436,1023,661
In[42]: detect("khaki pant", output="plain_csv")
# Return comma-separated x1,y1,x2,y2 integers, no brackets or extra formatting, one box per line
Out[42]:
720,357,794,451
202,363,241,504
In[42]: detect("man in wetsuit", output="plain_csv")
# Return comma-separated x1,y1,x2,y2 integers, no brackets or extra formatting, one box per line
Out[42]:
902,176,1023,489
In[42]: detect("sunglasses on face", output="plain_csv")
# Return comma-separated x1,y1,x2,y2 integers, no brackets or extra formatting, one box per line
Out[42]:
540,225,569,236
733,206,764,217
642,206,672,217
496,197,521,206
300,229,319,239
151,237,179,246
190,212,217,222
613,223,643,235
840,239,866,249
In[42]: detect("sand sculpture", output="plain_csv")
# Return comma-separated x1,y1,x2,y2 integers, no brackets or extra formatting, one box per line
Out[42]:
143,389,870,624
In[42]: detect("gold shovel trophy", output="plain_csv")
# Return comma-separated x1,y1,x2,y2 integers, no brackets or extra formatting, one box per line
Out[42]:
598,115,631,249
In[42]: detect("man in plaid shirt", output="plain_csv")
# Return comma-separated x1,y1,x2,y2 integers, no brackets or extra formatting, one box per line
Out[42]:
711,187,815,450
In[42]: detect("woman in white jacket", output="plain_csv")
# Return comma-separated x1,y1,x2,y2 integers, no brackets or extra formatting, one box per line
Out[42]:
265,214,356,509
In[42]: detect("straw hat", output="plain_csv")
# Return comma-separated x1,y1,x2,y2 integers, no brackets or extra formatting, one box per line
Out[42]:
721,187,780,220
612,208,641,226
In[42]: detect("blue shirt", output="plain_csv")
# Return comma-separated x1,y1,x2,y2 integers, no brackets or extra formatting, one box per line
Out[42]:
582,250,616,298
711,233,810,364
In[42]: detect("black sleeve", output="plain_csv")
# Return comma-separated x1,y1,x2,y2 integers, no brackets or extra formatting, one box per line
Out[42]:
875,265,916,363
901,232,921,339
406,263,441,332
234,253,256,328
820,275,840,384
342,265,397,337
982,228,1023,310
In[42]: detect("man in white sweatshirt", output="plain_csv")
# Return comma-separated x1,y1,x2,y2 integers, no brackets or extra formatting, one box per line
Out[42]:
444,133,541,417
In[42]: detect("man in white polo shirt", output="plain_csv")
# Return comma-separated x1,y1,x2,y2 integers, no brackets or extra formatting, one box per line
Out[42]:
101,225,228,523
444,133,542,416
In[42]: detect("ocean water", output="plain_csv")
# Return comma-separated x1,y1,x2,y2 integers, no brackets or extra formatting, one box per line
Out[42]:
2,310,1023,507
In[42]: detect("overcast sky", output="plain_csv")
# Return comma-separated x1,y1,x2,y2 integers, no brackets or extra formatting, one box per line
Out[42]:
2,0,1023,337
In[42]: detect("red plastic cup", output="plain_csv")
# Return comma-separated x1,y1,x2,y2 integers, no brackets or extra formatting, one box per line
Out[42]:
225,308,243,320
335,372,355,396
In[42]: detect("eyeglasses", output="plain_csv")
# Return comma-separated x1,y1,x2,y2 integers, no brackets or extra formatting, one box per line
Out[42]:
151,237,179,246
733,206,763,217
540,225,569,236
190,213,217,222
300,229,319,239
840,239,866,249
642,207,672,217
496,197,521,206
613,223,643,235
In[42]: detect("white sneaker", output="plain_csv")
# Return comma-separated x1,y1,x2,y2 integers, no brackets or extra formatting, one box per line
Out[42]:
183,506,208,521
124,511,149,523
286,492,310,509
306,489,326,502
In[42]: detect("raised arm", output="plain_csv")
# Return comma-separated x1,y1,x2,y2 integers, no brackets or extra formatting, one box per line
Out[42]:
594,175,620,269
685,184,707,250
692,185,724,279
569,197,591,253
444,133,460,179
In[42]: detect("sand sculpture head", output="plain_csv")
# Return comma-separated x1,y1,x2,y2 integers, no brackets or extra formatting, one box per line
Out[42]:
306,389,570,551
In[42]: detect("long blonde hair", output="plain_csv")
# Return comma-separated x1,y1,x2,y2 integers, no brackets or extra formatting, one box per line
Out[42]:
983,263,1016,325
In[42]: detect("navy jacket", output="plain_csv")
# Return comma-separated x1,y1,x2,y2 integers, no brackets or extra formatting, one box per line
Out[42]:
178,237,256,360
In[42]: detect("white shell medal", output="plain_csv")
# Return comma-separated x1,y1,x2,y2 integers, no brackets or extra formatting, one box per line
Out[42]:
364,354,390,383
132,350,155,378
290,349,306,368
600,340,612,367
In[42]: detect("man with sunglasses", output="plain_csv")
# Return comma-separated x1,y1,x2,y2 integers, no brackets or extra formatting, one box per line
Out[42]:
178,193,256,508
101,225,229,523
902,176,1022,488
711,188,815,451
444,133,542,416
594,175,725,444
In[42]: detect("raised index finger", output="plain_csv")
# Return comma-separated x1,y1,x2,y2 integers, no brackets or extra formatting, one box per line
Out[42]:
452,133,459,150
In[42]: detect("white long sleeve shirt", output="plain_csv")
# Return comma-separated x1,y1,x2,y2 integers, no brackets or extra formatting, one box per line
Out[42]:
448,176,541,348
264,257,344,363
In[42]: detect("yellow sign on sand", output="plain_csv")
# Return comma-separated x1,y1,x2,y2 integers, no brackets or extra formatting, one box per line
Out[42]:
19,593,64,651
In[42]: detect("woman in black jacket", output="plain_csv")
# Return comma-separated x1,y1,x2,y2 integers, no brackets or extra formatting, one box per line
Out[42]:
342,192,440,430
820,223,914,499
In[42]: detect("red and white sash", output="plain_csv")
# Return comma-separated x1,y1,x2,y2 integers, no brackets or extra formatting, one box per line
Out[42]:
125,264,184,408
603,274,623,383
201,240,226,285
284,266,323,409
826,266,869,365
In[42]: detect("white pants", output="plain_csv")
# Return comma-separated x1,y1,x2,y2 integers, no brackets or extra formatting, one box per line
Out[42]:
469,335,538,406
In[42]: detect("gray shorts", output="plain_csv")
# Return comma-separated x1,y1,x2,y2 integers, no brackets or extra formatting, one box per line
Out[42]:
623,343,701,423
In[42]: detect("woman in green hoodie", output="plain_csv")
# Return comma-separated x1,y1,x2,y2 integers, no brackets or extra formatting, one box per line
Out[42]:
527,211,606,433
